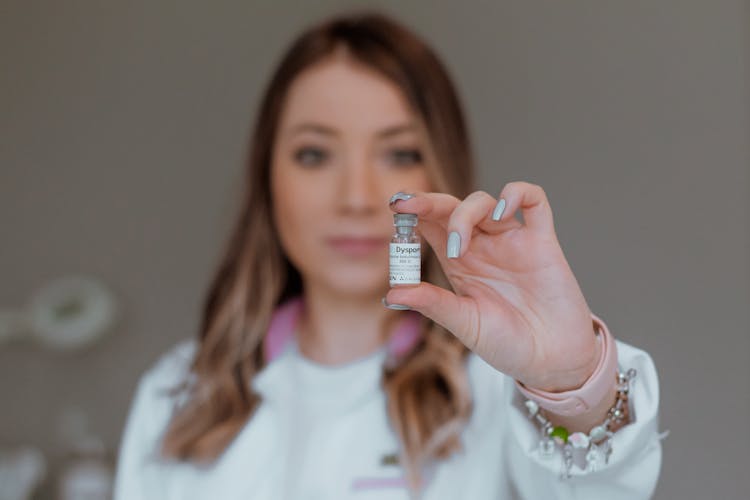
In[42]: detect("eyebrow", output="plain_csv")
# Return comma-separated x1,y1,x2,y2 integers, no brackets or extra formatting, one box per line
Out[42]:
287,122,418,139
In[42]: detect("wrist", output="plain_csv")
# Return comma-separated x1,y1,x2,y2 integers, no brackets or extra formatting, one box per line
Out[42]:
543,380,617,434
543,324,602,393
514,312,618,417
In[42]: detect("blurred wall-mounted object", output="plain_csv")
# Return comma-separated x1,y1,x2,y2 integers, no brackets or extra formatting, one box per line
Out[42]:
0,275,118,351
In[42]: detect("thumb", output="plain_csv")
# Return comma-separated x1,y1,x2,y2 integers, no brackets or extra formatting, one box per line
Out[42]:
385,282,479,349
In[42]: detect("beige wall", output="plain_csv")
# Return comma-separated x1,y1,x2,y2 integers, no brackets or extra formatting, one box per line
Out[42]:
1,1,748,498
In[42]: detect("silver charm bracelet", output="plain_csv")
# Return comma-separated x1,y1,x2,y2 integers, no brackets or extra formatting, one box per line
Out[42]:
523,368,636,479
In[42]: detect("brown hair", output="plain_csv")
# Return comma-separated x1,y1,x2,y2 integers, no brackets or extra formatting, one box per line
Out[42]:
162,10,476,491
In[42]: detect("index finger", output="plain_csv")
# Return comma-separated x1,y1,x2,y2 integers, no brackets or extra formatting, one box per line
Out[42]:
388,191,459,228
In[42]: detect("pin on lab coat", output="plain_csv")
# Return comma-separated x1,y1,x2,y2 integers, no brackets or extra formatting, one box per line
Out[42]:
114,320,663,499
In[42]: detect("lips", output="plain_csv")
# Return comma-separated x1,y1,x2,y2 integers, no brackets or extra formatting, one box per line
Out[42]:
327,236,389,257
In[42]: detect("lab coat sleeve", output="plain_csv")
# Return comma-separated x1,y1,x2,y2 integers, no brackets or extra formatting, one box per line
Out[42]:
113,340,196,500
503,333,665,499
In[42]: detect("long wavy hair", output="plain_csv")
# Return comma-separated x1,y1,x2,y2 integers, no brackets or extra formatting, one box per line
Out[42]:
161,10,476,491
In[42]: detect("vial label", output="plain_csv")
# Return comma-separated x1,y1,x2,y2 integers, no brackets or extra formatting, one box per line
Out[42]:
389,243,421,285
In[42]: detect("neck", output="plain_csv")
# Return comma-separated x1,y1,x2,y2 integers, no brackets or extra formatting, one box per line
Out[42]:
296,282,398,365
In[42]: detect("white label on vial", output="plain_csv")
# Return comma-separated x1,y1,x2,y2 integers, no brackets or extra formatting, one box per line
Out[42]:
389,243,421,285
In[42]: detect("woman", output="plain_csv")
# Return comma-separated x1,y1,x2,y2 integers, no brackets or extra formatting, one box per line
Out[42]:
114,11,662,499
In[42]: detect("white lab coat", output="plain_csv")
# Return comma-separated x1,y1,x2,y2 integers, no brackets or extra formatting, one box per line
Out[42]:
114,332,663,499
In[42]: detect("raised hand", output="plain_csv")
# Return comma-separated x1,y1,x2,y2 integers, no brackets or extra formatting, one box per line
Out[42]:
384,182,600,393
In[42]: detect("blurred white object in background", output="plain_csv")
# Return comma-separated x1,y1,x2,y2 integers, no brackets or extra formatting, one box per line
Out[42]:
58,436,113,500
0,446,46,500
0,275,118,351
57,407,113,500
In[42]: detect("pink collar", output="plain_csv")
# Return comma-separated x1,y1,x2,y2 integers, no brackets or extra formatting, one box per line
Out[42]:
263,296,422,364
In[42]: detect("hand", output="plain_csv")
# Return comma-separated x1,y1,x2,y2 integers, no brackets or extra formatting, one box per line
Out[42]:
384,182,600,392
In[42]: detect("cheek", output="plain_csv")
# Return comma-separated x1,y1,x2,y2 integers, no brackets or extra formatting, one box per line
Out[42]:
271,166,329,265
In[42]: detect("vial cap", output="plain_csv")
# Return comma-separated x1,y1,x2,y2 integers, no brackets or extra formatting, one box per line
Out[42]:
393,213,417,227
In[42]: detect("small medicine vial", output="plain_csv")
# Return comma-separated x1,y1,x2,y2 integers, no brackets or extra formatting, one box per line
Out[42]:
389,213,421,286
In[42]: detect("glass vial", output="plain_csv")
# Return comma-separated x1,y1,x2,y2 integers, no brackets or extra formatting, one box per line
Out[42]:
389,213,421,286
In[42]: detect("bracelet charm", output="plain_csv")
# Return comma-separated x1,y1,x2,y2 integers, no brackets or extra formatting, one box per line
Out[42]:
523,368,636,479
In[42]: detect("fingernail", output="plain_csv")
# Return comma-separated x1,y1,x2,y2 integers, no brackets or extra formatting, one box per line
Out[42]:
491,198,507,221
446,231,461,258
389,192,414,205
382,296,411,310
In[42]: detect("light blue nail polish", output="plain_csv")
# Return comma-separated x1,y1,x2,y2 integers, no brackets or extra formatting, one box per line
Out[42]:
491,198,507,221
382,296,411,310
447,231,461,258
389,192,414,205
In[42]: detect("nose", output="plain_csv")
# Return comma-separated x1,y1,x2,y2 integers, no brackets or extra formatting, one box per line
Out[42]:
335,158,379,215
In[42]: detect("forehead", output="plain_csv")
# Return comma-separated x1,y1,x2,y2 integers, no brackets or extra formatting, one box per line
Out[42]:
279,56,416,135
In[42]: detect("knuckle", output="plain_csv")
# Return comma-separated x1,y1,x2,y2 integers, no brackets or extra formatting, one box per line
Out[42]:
462,190,495,210
509,181,548,201
461,191,488,207
501,180,524,196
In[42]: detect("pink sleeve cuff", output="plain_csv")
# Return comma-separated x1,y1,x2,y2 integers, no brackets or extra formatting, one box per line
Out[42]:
514,313,618,417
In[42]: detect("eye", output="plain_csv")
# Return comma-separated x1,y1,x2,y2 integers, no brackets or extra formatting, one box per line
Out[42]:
293,146,329,167
387,148,423,167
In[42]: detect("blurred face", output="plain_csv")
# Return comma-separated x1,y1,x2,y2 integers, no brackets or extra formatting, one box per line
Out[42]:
271,55,433,298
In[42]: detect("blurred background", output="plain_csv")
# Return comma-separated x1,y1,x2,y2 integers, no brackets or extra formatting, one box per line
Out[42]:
1,0,747,498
